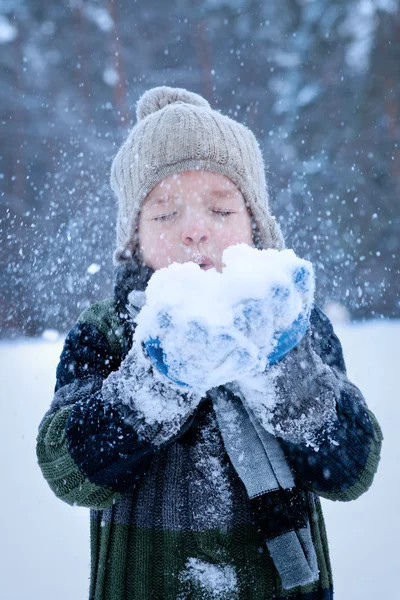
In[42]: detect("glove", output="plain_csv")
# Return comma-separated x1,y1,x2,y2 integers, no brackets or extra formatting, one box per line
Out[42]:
135,247,315,390
232,264,314,365
143,316,265,392
235,330,339,450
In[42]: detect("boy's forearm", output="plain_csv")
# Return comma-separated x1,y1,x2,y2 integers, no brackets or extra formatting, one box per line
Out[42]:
37,405,122,509
236,307,383,500
36,370,156,507
238,360,382,501
100,342,203,448
278,392,383,501
61,346,200,497
269,360,381,500
37,321,201,507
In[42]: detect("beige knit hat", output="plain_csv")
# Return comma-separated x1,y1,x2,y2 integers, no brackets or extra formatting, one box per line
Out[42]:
110,86,285,264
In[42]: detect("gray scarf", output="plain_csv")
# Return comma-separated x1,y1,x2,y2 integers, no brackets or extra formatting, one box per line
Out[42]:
209,385,319,590
128,288,319,590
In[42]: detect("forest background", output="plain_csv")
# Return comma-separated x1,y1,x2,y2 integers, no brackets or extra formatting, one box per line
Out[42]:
1,0,399,337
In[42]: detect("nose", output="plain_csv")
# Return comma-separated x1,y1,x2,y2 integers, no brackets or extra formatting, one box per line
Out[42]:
181,222,211,246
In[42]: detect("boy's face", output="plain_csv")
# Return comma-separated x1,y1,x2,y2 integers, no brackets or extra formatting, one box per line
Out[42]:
138,170,254,272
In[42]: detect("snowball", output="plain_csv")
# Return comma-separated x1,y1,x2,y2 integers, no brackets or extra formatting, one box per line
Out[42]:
133,244,314,390
135,244,313,345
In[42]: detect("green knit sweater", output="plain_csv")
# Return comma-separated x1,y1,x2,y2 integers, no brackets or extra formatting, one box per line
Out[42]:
36,298,383,600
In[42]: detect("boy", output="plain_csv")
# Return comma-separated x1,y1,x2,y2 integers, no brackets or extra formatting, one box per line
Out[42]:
37,86,383,600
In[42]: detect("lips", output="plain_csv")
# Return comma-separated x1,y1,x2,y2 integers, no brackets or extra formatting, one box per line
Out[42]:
191,253,214,270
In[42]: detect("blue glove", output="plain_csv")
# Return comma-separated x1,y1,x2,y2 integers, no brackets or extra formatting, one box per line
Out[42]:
268,310,310,365
232,265,313,366
144,336,189,387
269,265,312,364
142,262,313,388
144,317,264,391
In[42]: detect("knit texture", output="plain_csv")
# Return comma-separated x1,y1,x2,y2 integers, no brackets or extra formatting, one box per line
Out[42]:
211,387,320,590
36,264,383,600
110,86,285,263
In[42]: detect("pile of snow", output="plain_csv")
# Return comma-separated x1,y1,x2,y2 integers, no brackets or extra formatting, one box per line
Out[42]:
134,244,314,390
1,319,398,599
136,245,313,333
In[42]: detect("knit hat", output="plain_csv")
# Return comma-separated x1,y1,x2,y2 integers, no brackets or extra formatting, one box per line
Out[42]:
110,86,285,264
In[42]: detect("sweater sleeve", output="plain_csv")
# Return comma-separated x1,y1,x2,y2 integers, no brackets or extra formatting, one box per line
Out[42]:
36,321,202,509
238,306,383,502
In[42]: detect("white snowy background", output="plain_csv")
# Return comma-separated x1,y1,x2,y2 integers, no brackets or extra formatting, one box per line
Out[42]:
1,317,398,599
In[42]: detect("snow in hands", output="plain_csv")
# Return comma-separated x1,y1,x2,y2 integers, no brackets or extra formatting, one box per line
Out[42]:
133,244,315,394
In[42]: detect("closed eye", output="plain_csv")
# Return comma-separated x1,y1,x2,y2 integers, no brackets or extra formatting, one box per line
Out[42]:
212,209,235,217
152,212,177,222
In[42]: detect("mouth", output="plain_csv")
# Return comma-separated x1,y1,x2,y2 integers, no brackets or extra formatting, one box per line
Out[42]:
191,253,215,270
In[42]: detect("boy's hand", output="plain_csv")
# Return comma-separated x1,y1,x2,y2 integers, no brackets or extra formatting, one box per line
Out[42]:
134,246,315,391
232,264,313,365
236,329,339,449
141,266,312,391
142,318,266,393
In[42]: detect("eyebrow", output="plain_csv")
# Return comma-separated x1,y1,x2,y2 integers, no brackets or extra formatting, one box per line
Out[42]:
146,188,237,207
209,189,236,198
145,196,175,207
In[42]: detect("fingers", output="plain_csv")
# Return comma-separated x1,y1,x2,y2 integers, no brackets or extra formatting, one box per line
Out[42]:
292,265,311,294
267,314,310,365
157,310,173,330
185,320,209,343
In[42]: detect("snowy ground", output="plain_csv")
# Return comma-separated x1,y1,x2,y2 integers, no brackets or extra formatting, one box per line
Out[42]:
1,319,398,599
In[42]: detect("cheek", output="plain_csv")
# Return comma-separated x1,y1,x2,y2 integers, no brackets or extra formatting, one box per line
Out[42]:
140,225,179,263
216,217,253,247
156,234,177,256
